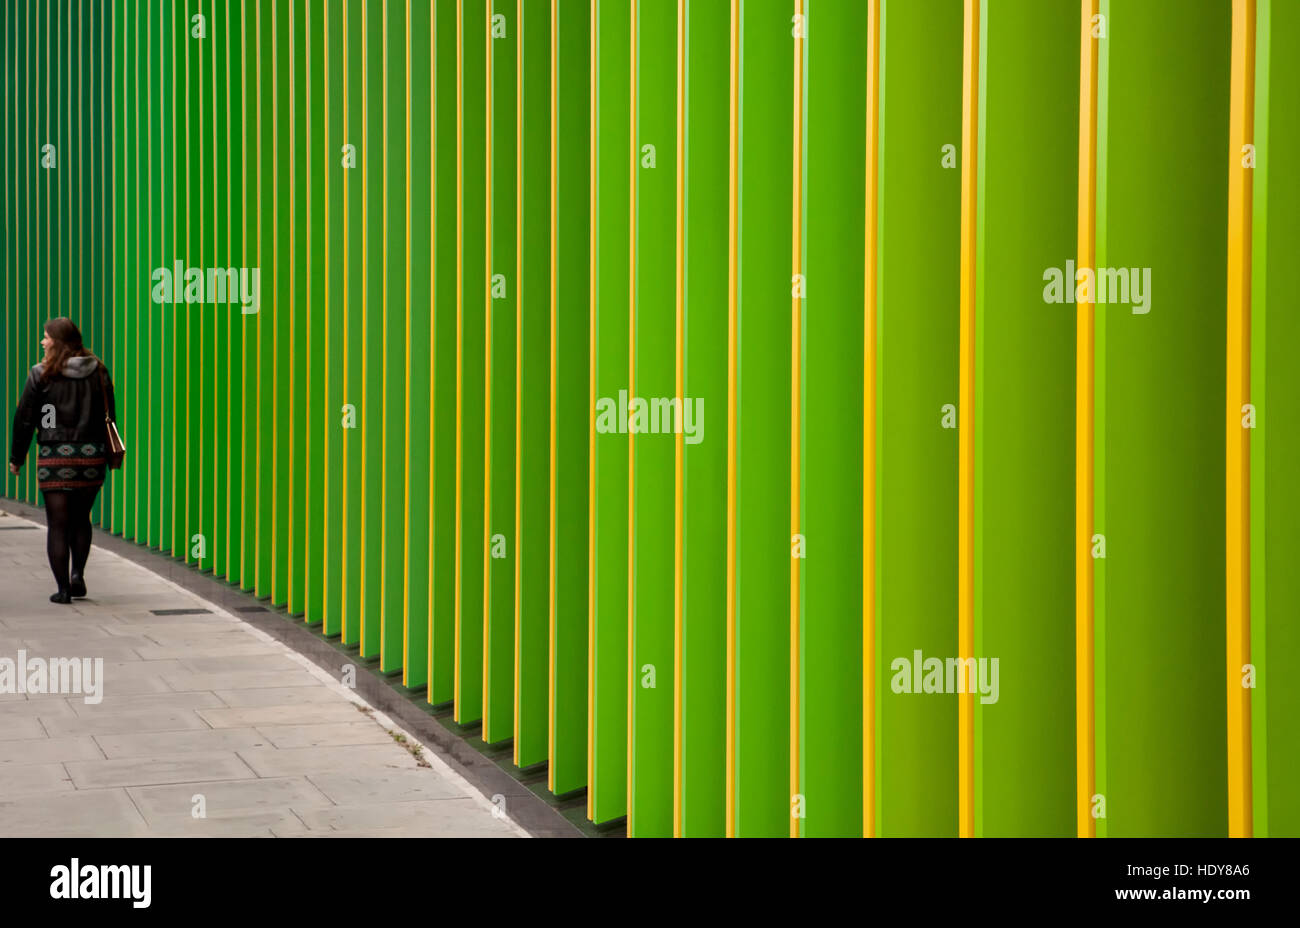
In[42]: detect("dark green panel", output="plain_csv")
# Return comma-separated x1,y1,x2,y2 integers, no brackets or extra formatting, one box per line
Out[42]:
304,0,325,619
226,0,247,584
800,0,865,839
406,0,433,688
628,0,674,839
456,0,487,722
875,0,961,838
255,0,277,600
590,0,630,826
732,0,792,839
322,0,345,637
972,0,1076,838
379,0,407,673
483,0,516,744
1252,0,1300,839
550,0,590,797
273,0,293,604
515,0,551,769
1095,0,1228,837
360,0,385,650
429,0,458,705
289,0,309,614
342,0,365,641
679,0,728,840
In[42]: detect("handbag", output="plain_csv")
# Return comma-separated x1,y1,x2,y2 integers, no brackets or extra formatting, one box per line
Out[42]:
97,362,126,470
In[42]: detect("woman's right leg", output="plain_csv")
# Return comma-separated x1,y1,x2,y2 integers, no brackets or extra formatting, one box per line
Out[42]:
43,489,73,601
69,485,100,595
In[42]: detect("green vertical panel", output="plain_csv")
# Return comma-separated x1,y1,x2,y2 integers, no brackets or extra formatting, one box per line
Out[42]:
514,0,550,767
1095,0,1228,837
288,0,308,613
238,0,257,586
799,0,865,839
323,0,345,636
227,0,246,582
1253,0,1300,838
212,0,229,575
304,0,325,620
627,0,674,838
144,0,157,540
380,0,407,673
273,0,292,602
679,0,727,839
428,0,458,703
971,0,1076,838
185,3,201,564
590,0,630,826
456,0,486,722
158,0,172,553
484,0,516,744
342,0,364,641
549,0,590,795
169,0,186,566
129,0,144,538
361,0,384,652
255,0,275,598
406,0,432,688
733,0,792,839
874,0,961,838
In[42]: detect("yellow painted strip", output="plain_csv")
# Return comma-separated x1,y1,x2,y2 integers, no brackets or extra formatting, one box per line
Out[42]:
323,0,332,624
427,1,437,694
360,0,370,640
341,0,350,637
482,0,493,735
789,0,804,840
547,0,558,791
1074,0,1098,840
453,0,464,719
403,0,413,682
514,0,525,765
672,0,685,839
254,0,263,589
957,0,978,840
585,0,597,821
863,0,879,840
724,0,739,840
626,0,637,834
1226,0,1255,840
273,0,282,599
381,0,391,661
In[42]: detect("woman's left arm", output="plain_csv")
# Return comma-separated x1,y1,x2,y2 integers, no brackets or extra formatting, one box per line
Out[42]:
9,369,38,471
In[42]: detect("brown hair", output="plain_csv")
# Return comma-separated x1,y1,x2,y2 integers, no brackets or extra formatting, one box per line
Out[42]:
40,316,90,381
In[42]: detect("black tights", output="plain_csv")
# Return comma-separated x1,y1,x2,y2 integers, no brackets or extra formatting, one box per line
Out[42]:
44,487,100,592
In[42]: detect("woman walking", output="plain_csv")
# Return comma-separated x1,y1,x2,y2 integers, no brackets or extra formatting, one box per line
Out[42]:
8,317,117,604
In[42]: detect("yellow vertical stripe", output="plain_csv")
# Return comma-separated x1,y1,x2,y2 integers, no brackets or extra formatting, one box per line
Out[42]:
481,0,493,735
724,0,739,840
1075,0,1098,840
957,0,979,840
626,0,637,835
341,0,350,636
547,0,558,791
863,0,879,840
514,0,525,764
453,0,463,718
427,0,437,695
671,0,685,839
1226,0,1255,840
360,0,370,644
585,0,597,821
323,0,332,625
402,0,412,682
789,0,804,841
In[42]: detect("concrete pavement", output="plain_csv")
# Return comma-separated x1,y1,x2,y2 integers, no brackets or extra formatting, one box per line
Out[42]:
0,506,525,838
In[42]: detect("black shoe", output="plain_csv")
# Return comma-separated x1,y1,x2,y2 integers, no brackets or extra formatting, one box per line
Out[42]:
50,590,72,604
69,573,87,598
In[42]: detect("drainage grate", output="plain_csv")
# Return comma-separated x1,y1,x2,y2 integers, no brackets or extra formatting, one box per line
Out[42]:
0,525,37,530
150,608,213,616
235,606,269,613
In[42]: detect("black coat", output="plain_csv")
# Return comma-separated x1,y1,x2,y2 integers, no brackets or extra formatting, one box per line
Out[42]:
9,356,118,469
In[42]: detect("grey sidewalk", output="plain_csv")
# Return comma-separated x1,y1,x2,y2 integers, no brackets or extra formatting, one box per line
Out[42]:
0,507,524,838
